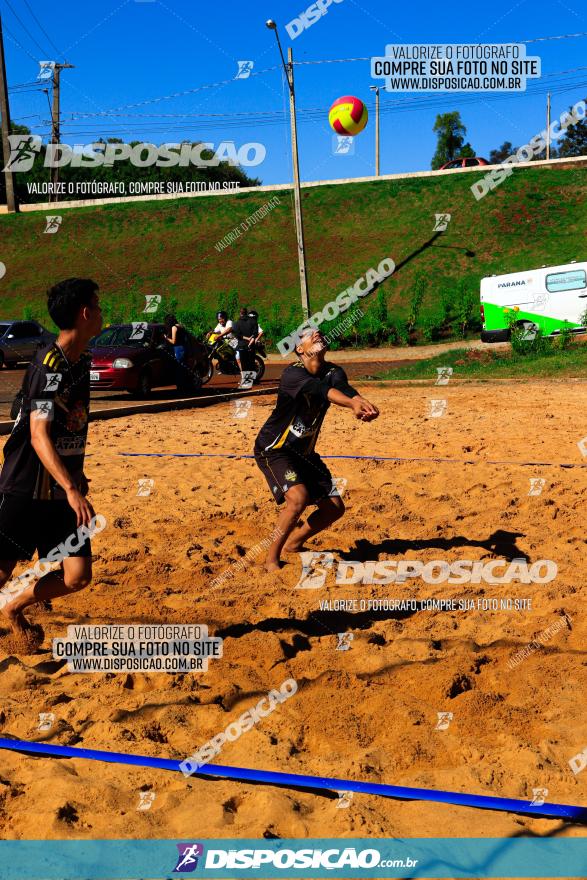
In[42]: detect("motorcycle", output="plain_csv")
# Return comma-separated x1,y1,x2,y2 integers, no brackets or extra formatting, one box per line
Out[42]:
201,335,266,385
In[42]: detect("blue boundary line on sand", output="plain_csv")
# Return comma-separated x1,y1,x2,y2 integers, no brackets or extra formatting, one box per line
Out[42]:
0,738,585,821
117,452,587,468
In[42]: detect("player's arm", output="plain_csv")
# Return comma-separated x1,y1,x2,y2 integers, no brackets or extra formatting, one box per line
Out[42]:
30,415,95,527
27,362,95,526
327,387,379,421
327,369,379,421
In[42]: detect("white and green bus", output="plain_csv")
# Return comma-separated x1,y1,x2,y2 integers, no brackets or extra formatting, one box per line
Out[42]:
480,261,587,342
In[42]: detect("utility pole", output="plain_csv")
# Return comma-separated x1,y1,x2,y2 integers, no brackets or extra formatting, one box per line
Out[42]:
369,85,380,176
50,62,74,201
0,13,18,212
265,20,310,321
546,92,551,160
286,46,310,321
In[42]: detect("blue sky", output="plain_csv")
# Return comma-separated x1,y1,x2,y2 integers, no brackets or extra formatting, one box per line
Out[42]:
3,0,587,184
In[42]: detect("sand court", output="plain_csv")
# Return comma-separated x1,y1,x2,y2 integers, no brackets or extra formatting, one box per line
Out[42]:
0,379,586,840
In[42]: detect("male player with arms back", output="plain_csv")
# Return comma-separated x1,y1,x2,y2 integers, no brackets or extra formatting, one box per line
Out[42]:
0,278,102,643
255,329,379,571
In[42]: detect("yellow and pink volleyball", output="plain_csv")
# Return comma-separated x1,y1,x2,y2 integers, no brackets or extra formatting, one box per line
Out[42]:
328,95,368,136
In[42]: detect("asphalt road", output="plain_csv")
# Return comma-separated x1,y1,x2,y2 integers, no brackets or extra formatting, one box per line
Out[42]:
0,358,401,422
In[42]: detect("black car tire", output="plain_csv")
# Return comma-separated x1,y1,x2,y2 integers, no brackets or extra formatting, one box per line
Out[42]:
135,369,152,398
253,356,265,384
199,356,214,385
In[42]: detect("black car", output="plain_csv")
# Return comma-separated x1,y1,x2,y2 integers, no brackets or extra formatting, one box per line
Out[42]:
0,320,56,368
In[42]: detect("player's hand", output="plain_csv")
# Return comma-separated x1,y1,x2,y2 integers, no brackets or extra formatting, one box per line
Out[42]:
66,486,95,528
351,396,379,422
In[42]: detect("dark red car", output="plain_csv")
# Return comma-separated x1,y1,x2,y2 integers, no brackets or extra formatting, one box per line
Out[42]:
440,157,489,170
90,323,209,396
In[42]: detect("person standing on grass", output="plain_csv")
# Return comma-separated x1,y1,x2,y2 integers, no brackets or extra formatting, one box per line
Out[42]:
0,278,103,646
254,328,379,572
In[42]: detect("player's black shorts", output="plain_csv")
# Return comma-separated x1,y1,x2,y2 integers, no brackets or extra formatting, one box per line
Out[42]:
0,494,92,561
255,449,334,505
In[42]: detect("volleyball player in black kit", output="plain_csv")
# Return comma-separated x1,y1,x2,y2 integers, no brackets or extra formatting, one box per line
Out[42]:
254,328,379,571
0,279,102,644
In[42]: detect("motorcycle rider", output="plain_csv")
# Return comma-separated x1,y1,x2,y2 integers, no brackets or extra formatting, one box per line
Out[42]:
208,311,234,343
248,309,265,353
206,311,238,373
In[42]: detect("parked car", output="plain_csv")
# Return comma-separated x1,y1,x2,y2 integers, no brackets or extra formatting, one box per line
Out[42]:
0,320,56,368
89,322,209,396
440,157,489,170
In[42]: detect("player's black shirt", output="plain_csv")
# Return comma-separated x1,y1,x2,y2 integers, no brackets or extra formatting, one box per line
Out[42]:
232,316,259,350
0,343,90,500
254,361,357,457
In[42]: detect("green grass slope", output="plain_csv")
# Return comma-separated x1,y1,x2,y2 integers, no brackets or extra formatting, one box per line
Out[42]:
1,163,586,345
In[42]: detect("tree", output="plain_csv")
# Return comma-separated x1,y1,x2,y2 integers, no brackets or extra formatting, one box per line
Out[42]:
1,130,262,205
431,111,466,169
0,122,31,137
489,141,517,164
459,142,476,158
557,101,587,157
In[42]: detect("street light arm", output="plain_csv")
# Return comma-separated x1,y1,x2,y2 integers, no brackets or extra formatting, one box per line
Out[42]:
267,23,293,93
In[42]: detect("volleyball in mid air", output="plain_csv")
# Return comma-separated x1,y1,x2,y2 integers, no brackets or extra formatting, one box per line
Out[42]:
328,95,368,136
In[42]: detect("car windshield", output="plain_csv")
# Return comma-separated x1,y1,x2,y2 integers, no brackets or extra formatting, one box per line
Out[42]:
0,324,11,336
92,325,154,347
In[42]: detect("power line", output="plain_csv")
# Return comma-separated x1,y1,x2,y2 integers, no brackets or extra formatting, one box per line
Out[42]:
12,35,587,145
1,0,48,56
63,55,587,126
77,66,282,115
70,108,287,120
292,32,587,66
523,31,587,43
49,79,587,139
62,66,587,130
8,79,43,90
21,0,65,60
1,19,41,64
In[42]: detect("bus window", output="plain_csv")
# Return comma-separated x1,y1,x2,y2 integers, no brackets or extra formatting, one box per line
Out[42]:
545,270,587,292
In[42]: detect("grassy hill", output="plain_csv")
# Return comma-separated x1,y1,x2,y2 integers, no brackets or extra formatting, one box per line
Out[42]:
1,163,586,347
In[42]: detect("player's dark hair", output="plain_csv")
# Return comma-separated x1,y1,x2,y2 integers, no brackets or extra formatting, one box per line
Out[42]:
47,278,98,329
217,311,228,321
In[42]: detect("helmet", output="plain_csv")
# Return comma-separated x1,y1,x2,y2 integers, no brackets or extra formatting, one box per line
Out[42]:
217,311,228,320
